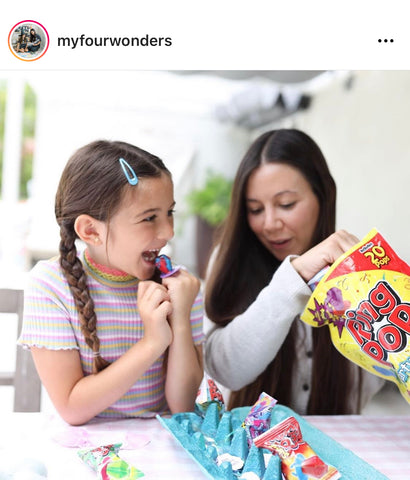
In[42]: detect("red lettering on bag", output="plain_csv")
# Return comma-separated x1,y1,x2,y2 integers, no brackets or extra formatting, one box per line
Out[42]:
389,303,410,334
345,315,372,345
363,340,390,365
369,282,398,315
377,325,405,352
355,300,380,324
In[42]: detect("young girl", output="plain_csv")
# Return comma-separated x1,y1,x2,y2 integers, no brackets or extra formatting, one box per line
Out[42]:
15,33,28,52
18,140,204,425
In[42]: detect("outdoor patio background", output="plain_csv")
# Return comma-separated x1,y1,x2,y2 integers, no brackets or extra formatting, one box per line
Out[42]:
1,70,409,414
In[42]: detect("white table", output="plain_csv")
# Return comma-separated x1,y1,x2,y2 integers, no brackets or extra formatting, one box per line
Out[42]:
307,415,410,480
0,413,408,479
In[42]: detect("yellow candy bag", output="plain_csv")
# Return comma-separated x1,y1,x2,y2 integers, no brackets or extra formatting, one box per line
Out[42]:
301,228,410,404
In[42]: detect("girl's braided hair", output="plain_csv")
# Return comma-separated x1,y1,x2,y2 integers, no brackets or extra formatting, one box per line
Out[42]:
55,140,170,373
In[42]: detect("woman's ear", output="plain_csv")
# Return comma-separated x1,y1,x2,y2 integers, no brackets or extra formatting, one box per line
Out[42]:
74,215,103,246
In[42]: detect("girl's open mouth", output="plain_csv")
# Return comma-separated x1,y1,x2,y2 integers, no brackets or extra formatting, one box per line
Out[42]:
141,249,160,264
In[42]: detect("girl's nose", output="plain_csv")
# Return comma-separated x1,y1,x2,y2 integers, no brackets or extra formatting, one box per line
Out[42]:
158,218,174,241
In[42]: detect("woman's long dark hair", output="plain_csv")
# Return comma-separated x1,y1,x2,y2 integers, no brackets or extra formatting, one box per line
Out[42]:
205,129,361,414
55,140,170,373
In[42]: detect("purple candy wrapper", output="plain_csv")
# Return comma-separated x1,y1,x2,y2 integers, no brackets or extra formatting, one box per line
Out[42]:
242,392,277,446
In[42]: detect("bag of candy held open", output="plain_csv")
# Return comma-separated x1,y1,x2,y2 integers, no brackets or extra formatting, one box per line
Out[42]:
301,228,410,404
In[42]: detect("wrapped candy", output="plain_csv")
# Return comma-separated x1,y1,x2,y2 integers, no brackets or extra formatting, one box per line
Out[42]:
77,443,144,479
155,254,181,278
301,228,410,404
254,416,340,480
242,392,277,446
195,373,225,416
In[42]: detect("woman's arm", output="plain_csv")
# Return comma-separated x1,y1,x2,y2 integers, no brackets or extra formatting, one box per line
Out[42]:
205,256,311,390
162,270,204,412
204,230,359,391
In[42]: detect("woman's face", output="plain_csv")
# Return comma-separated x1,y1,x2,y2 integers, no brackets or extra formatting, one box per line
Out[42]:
245,162,320,261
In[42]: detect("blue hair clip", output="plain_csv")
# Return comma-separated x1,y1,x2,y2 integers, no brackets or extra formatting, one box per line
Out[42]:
119,157,138,185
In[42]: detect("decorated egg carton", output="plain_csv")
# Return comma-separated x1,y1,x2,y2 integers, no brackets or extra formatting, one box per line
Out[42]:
157,403,388,480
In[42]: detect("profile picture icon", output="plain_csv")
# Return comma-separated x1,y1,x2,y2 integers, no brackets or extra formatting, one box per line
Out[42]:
8,20,49,61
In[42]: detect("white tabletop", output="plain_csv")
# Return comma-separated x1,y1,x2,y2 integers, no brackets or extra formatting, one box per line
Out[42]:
0,413,205,479
0,412,408,479
307,415,410,480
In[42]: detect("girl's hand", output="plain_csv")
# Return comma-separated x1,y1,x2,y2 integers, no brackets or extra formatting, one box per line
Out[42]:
162,270,200,330
137,280,173,352
291,230,359,282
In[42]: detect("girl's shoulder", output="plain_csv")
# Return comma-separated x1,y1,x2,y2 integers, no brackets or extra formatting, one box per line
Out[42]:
30,250,85,280
30,255,62,278
25,256,75,309
28,256,69,293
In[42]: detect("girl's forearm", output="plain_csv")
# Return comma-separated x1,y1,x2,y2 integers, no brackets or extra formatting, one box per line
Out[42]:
56,338,166,425
165,327,203,413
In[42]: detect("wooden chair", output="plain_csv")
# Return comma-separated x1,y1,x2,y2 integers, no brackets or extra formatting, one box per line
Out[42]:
0,288,42,411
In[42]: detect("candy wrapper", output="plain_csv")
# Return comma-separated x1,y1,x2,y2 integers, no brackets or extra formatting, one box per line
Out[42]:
301,228,410,404
254,416,340,480
242,392,277,447
77,443,144,479
155,254,181,278
195,374,225,416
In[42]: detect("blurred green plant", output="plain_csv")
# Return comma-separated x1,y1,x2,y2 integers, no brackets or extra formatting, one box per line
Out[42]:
0,81,35,199
186,171,233,227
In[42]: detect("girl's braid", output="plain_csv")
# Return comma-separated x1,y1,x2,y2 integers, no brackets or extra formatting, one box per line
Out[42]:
59,221,110,373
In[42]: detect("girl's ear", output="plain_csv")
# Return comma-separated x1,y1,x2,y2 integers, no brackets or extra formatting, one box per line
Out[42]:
74,215,103,245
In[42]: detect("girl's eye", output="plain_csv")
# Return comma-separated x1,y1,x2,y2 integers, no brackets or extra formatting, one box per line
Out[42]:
168,209,176,217
143,215,157,222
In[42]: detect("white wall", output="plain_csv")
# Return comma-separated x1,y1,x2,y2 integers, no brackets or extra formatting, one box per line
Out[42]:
253,71,410,263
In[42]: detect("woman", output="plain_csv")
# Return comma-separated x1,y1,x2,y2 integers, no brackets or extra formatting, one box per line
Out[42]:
204,128,384,415
26,28,41,53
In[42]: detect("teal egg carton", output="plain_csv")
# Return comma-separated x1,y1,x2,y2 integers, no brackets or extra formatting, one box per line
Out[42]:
157,404,388,480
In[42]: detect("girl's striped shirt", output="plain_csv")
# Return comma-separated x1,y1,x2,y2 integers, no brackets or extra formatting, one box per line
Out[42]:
18,250,204,418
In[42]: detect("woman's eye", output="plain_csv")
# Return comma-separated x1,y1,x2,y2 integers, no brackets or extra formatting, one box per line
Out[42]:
280,202,296,209
143,215,157,222
168,209,176,217
248,208,263,215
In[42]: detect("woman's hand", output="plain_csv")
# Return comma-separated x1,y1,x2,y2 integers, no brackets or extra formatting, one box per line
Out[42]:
137,280,173,352
291,229,359,282
162,270,201,330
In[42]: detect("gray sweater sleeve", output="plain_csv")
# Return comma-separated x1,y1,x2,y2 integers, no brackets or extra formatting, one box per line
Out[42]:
204,256,312,390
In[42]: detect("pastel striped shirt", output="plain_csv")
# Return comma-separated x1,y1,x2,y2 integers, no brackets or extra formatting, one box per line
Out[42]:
18,250,204,418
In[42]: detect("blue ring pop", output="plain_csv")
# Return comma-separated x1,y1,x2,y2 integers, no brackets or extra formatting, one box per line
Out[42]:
155,254,181,278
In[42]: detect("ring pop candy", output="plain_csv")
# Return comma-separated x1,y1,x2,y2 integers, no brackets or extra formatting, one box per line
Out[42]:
301,228,410,404
254,416,340,480
155,254,181,278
